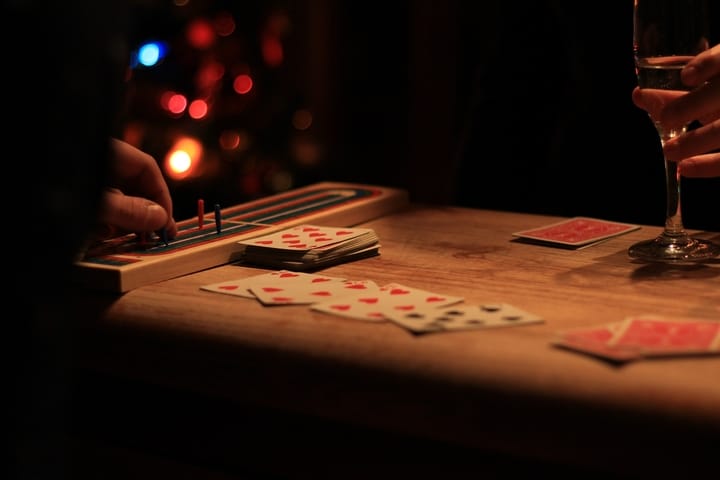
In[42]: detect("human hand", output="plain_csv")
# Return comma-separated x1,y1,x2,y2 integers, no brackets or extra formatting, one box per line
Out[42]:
97,139,177,239
632,44,720,178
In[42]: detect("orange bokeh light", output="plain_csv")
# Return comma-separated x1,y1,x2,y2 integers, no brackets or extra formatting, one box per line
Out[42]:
164,137,204,180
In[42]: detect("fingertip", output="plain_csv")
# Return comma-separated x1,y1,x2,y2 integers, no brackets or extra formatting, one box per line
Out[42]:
681,65,700,87
631,86,644,107
166,218,178,239
145,204,170,231
678,158,698,177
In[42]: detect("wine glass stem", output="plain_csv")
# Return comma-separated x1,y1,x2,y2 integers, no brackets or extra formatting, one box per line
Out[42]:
663,156,684,235
657,125,687,237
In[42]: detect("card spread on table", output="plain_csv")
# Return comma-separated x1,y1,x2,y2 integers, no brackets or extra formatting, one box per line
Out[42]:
201,274,547,336
199,270,346,298
310,282,465,322
236,224,380,270
384,303,544,334
250,279,380,306
552,315,720,362
512,217,640,248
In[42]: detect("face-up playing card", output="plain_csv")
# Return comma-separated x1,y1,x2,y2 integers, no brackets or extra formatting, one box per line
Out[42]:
238,224,374,251
249,279,380,306
512,217,640,247
200,270,346,299
384,303,544,334
310,282,464,322
608,315,720,357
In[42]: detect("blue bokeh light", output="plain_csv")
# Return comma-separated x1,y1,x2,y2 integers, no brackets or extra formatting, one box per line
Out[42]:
133,41,167,68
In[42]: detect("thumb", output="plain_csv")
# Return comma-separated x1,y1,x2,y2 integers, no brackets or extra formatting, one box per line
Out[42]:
100,190,169,233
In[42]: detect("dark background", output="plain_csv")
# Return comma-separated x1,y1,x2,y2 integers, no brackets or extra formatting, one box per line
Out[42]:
121,0,719,231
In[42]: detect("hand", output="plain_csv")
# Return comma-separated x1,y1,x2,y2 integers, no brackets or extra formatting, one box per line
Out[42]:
98,139,177,239
632,44,720,178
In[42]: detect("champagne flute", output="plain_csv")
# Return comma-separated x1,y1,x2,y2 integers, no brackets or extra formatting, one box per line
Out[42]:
629,0,720,262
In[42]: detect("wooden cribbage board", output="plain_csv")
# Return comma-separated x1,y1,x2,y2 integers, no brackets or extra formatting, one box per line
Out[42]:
73,182,409,293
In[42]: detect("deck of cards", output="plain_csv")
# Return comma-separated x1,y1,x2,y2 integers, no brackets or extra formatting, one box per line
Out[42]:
512,217,640,249
552,315,720,363
235,224,380,271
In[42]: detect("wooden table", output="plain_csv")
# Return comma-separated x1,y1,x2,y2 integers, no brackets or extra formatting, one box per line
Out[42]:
70,205,720,478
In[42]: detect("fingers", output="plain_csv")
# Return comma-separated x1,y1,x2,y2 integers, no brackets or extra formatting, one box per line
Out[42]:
109,139,177,237
99,189,170,234
631,87,684,123
677,153,720,178
658,44,720,129
634,46,720,179
664,119,720,178
664,119,720,160
659,79,720,130
681,44,720,87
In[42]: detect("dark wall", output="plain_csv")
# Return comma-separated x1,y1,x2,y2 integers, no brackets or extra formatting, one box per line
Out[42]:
314,1,719,231
70,0,715,230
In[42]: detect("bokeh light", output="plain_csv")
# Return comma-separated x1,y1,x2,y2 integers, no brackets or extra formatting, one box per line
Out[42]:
261,35,283,67
164,137,204,180
292,109,313,131
233,74,253,94
186,18,216,49
137,42,167,67
188,99,209,119
214,11,236,37
162,92,188,115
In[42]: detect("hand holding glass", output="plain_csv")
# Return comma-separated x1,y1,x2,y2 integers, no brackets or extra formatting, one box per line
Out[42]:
630,0,720,262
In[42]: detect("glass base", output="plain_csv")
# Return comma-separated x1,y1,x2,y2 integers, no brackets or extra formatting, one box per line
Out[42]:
628,233,720,263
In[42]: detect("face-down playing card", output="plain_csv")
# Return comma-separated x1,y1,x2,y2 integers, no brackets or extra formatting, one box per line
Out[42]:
512,217,640,247
608,314,720,356
552,314,720,362
384,303,544,334
551,322,642,362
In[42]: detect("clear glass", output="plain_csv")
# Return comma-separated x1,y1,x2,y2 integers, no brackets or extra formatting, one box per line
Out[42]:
629,0,720,262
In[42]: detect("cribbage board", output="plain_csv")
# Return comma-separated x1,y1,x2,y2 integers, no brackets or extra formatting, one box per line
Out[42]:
73,182,409,292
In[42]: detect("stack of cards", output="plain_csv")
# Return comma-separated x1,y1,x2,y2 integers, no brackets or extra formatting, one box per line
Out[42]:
512,217,640,249
552,314,720,362
235,224,380,271
201,270,545,334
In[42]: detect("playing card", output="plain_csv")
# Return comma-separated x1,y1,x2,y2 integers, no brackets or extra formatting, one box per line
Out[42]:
200,270,346,299
551,322,641,362
384,303,544,334
263,244,381,272
249,279,379,306
238,224,374,251
609,315,720,357
512,217,640,247
310,282,464,322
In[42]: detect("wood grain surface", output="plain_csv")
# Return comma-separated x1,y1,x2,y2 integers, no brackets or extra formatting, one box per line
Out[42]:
70,204,720,477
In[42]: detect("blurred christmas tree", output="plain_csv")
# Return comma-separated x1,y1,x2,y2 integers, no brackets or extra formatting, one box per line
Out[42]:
121,0,323,220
